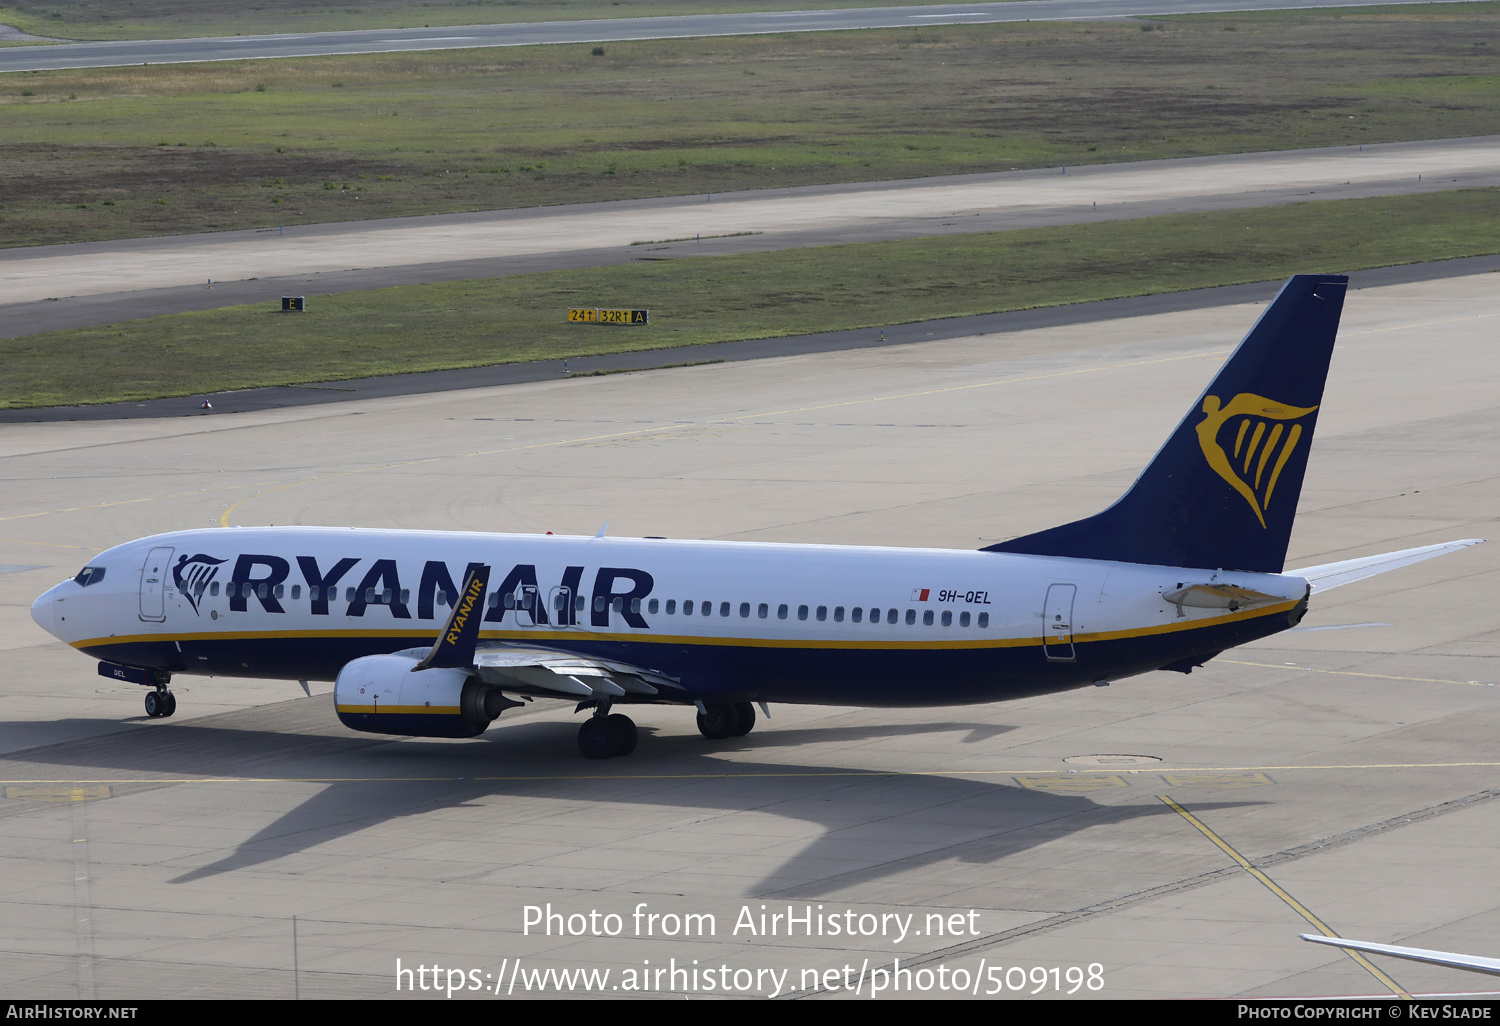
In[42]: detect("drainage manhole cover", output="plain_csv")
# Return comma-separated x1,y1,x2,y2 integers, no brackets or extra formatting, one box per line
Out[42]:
1062,754,1162,766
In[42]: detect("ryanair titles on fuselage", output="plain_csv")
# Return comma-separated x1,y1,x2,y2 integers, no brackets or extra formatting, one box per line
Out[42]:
188,551,652,627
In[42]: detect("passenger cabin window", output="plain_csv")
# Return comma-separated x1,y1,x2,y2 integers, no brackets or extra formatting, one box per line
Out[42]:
720,602,730,617
648,599,659,614
886,609,897,624
941,611,953,626
960,611,970,627
978,612,990,628
923,610,934,626
274,584,285,599
851,607,862,623
798,605,809,621
834,606,844,622
700,600,710,616
683,600,694,615
666,599,677,615
292,585,302,600
757,603,769,619
740,602,750,618
777,604,788,620
816,606,827,621
345,587,356,602
613,597,625,613
905,609,916,625
211,582,220,597
594,596,606,612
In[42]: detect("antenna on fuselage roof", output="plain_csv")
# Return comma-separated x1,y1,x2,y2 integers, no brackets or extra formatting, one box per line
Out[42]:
595,522,608,538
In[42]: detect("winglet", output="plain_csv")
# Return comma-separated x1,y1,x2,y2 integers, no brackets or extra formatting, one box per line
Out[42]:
413,564,490,671
595,521,609,538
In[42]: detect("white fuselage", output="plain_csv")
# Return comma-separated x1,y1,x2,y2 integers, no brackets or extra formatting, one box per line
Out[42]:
31,526,1308,707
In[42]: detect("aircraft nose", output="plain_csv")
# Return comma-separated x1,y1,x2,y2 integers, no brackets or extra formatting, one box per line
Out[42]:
30,586,57,637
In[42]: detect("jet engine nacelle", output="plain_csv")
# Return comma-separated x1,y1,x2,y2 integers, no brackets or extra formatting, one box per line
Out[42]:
333,654,511,738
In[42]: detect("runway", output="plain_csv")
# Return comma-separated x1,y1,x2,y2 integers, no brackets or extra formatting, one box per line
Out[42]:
2,268,1497,998
0,0,1478,73
4,136,1497,337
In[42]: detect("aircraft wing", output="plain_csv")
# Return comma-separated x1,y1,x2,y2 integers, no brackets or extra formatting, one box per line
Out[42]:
1288,539,1485,592
1300,934,1500,977
471,643,685,702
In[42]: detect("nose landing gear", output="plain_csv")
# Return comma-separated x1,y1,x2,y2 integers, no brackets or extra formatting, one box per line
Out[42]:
144,687,176,718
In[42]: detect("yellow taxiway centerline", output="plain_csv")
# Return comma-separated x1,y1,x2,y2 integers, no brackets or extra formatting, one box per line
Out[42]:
1159,794,1411,999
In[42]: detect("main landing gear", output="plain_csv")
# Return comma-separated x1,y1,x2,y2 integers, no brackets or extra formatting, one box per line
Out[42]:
696,702,756,740
577,707,638,760
144,687,176,718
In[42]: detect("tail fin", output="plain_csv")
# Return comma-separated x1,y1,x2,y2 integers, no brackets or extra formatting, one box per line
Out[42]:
985,274,1348,572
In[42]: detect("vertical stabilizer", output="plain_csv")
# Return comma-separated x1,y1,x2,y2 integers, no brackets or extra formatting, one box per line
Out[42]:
985,274,1348,572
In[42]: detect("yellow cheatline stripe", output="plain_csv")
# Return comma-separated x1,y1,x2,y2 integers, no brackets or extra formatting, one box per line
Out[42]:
207,348,1226,527
8,758,1500,786
67,601,1296,654
1159,794,1412,1001
1222,659,1487,687
335,705,460,715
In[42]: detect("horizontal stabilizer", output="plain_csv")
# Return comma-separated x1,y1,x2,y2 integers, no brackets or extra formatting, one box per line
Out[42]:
1300,934,1500,977
1289,539,1484,592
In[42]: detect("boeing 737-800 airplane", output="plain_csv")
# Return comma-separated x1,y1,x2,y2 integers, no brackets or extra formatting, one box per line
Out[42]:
29,275,1481,758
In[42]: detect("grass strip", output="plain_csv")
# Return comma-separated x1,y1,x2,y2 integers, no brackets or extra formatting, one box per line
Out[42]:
5,187,1498,409
3,8,1499,247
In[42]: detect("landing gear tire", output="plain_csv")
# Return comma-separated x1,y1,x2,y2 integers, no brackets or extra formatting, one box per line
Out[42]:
731,702,755,737
578,716,623,760
696,703,741,740
607,714,638,756
144,689,175,718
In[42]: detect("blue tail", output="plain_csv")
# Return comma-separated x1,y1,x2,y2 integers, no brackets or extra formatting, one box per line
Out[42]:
985,274,1348,572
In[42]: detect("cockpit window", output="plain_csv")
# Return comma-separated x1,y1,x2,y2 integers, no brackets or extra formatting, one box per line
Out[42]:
74,566,106,587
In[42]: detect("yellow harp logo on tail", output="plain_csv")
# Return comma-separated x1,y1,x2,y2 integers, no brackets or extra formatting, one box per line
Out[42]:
1196,393,1318,528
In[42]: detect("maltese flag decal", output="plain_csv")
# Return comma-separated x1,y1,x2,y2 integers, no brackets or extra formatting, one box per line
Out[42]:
911,588,930,601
